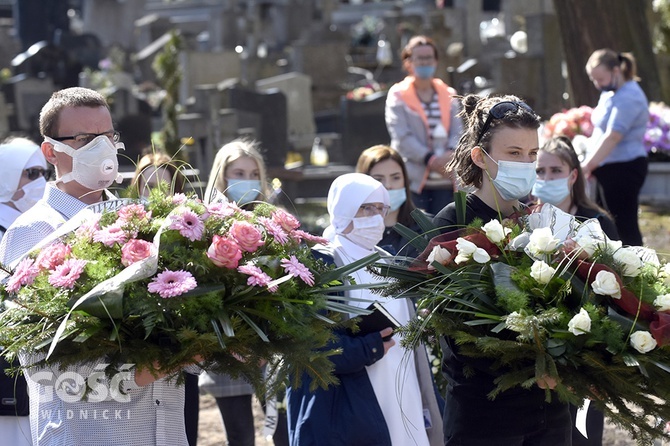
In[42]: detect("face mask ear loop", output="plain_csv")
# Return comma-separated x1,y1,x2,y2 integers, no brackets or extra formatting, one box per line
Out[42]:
479,147,506,222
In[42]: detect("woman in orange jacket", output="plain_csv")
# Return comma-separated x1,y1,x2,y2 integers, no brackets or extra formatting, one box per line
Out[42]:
385,35,463,216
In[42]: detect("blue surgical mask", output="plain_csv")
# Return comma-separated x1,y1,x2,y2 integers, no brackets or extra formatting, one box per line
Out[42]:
483,151,536,201
387,188,407,212
226,179,262,205
599,72,619,92
414,65,436,80
532,178,570,206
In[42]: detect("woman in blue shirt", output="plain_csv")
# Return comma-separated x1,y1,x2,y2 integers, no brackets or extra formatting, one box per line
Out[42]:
582,49,649,246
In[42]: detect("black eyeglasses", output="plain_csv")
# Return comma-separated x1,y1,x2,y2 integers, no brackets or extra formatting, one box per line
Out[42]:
51,131,121,146
475,101,535,145
24,168,50,181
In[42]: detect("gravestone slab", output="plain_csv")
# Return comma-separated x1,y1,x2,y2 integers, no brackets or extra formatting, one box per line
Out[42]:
219,83,288,168
339,91,390,166
256,72,316,152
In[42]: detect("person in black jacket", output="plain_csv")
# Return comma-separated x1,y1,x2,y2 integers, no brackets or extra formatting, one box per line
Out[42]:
433,94,573,445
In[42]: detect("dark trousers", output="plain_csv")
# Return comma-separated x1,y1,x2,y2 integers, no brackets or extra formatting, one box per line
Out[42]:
569,403,604,446
184,373,199,446
592,157,648,246
216,395,255,446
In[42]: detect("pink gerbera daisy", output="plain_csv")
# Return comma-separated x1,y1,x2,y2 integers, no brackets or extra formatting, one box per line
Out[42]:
258,217,289,245
6,258,40,293
169,209,204,241
280,255,314,286
48,259,88,289
148,269,197,298
237,262,273,288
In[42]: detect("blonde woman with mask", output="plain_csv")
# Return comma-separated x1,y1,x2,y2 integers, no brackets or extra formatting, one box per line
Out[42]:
203,139,269,206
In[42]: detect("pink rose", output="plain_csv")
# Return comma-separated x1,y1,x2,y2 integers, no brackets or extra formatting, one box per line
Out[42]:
272,209,300,232
207,235,243,269
121,239,155,267
35,243,71,270
229,221,264,253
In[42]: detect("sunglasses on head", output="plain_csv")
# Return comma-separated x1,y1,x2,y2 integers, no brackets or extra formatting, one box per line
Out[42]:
475,101,535,145
24,168,50,181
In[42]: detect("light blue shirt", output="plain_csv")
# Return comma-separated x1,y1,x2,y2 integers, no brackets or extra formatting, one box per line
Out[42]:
590,80,649,165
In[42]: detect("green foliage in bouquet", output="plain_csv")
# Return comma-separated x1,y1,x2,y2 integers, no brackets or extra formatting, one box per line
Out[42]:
374,196,670,444
0,190,380,394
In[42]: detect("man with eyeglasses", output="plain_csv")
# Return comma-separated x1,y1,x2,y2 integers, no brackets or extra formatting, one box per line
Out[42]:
0,87,196,446
0,87,123,266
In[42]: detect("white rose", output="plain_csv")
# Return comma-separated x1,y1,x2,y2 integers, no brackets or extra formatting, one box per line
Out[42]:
606,239,623,252
567,308,591,336
613,247,643,277
591,270,621,299
527,227,560,256
454,238,490,264
654,293,670,312
472,248,491,264
630,331,657,353
482,220,511,244
427,246,452,270
573,234,598,257
530,260,556,284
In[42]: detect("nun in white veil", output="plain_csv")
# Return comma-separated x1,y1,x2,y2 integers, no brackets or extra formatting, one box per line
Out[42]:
0,138,48,241
288,173,442,446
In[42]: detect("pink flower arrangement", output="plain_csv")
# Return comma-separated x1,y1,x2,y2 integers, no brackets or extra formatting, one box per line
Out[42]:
1,192,363,391
542,106,594,141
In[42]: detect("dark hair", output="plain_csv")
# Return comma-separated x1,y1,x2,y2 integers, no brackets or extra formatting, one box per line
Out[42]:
539,136,612,218
400,35,439,72
355,145,417,226
39,87,110,138
586,48,639,82
131,151,187,195
447,94,541,189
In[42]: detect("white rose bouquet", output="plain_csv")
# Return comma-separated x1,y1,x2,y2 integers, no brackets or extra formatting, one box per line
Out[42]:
377,200,670,443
